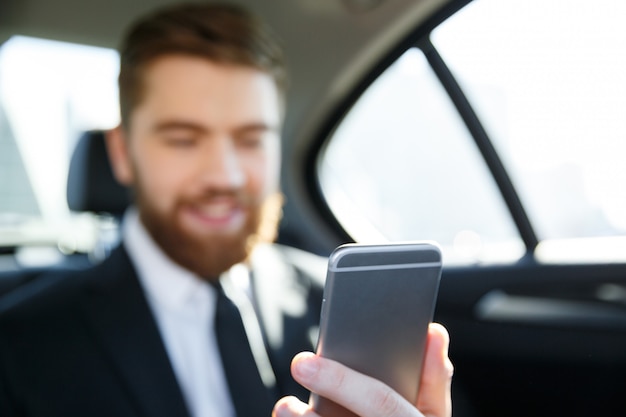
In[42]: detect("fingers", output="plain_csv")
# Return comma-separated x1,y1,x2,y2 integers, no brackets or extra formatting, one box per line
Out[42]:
273,396,317,417
289,352,424,417
416,323,454,417
277,322,453,417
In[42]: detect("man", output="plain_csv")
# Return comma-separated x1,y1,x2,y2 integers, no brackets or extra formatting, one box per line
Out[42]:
0,3,452,417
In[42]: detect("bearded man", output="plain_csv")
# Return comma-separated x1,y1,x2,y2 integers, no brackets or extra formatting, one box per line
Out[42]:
0,3,452,417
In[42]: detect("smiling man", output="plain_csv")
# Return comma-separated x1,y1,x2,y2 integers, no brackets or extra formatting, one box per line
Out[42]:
0,3,452,417
108,4,287,283
108,56,284,280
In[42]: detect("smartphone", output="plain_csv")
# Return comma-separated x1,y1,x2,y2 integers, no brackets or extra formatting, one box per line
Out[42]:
310,242,442,417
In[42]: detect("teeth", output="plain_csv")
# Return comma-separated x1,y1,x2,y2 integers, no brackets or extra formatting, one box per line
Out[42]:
197,202,234,218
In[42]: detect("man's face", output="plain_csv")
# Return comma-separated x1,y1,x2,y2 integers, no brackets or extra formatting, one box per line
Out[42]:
110,55,282,280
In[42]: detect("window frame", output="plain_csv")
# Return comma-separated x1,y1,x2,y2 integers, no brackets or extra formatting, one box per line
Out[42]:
307,0,538,258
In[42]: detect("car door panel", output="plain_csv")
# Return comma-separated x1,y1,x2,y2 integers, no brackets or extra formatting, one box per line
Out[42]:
437,262,626,416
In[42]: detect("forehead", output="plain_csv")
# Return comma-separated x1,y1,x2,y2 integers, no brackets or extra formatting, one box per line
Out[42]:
132,55,282,128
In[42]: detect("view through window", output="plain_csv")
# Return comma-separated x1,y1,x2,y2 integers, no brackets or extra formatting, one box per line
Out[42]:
319,0,626,265
0,36,119,254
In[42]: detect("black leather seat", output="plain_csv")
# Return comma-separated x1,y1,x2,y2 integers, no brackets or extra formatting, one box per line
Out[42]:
66,130,130,217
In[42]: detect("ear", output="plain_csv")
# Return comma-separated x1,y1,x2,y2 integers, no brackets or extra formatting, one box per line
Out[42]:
105,125,135,186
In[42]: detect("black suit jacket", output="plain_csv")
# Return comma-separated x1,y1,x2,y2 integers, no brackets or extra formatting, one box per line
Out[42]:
0,243,326,417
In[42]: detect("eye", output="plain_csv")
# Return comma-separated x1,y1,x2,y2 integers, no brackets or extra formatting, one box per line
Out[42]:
164,136,198,148
237,134,263,149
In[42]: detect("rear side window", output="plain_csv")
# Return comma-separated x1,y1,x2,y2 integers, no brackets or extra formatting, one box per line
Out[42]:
0,36,119,254
318,0,626,265
319,48,523,265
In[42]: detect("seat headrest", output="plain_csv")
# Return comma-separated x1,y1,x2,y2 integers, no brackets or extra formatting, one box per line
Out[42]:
66,130,131,216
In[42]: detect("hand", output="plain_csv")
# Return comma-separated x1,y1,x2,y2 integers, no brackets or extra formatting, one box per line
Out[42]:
273,323,453,417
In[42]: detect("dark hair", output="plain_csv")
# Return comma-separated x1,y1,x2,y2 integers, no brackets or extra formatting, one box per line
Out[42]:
118,2,286,127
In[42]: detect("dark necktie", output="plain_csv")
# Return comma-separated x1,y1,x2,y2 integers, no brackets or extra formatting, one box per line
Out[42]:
214,281,276,417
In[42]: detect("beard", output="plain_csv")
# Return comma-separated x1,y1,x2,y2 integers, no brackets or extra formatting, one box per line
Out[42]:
135,183,283,282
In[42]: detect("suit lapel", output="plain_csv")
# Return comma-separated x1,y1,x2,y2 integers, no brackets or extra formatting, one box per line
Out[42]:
80,246,190,417
250,244,324,400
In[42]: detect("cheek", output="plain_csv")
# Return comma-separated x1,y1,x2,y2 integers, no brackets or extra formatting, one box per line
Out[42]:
245,150,281,197
131,147,190,210
265,154,281,192
264,138,282,192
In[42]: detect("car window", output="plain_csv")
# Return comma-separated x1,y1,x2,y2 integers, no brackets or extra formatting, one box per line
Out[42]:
318,48,524,266
318,0,626,265
431,0,626,262
0,36,119,257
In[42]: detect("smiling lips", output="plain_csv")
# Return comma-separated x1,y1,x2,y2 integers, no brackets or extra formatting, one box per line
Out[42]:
182,197,248,232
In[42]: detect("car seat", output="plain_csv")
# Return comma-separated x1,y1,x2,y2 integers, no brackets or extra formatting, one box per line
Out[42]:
66,129,130,217
0,130,129,297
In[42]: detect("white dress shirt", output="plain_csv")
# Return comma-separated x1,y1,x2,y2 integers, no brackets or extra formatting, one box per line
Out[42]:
123,209,236,417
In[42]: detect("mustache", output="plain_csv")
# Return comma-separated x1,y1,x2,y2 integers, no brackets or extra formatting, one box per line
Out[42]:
179,188,258,207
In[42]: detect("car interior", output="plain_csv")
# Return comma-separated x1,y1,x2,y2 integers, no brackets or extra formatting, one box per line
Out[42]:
2,0,626,416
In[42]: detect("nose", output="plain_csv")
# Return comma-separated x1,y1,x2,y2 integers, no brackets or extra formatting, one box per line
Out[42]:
199,136,246,189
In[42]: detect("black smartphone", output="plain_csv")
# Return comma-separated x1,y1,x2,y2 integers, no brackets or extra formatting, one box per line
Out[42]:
311,242,442,417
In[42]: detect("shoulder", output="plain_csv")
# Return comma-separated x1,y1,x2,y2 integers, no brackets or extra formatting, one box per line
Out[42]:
0,266,92,370
0,245,131,324
0,267,85,321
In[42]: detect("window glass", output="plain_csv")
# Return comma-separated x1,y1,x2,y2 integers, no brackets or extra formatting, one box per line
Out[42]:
0,36,119,254
432,0,626,262
318,48,524,265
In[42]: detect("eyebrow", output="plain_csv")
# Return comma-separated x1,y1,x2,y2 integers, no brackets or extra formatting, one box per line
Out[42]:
152,120,279,135
153,120,206,134
233,123,279,135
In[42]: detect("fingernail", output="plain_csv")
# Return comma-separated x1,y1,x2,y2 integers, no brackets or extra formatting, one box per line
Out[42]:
295,354,320,380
